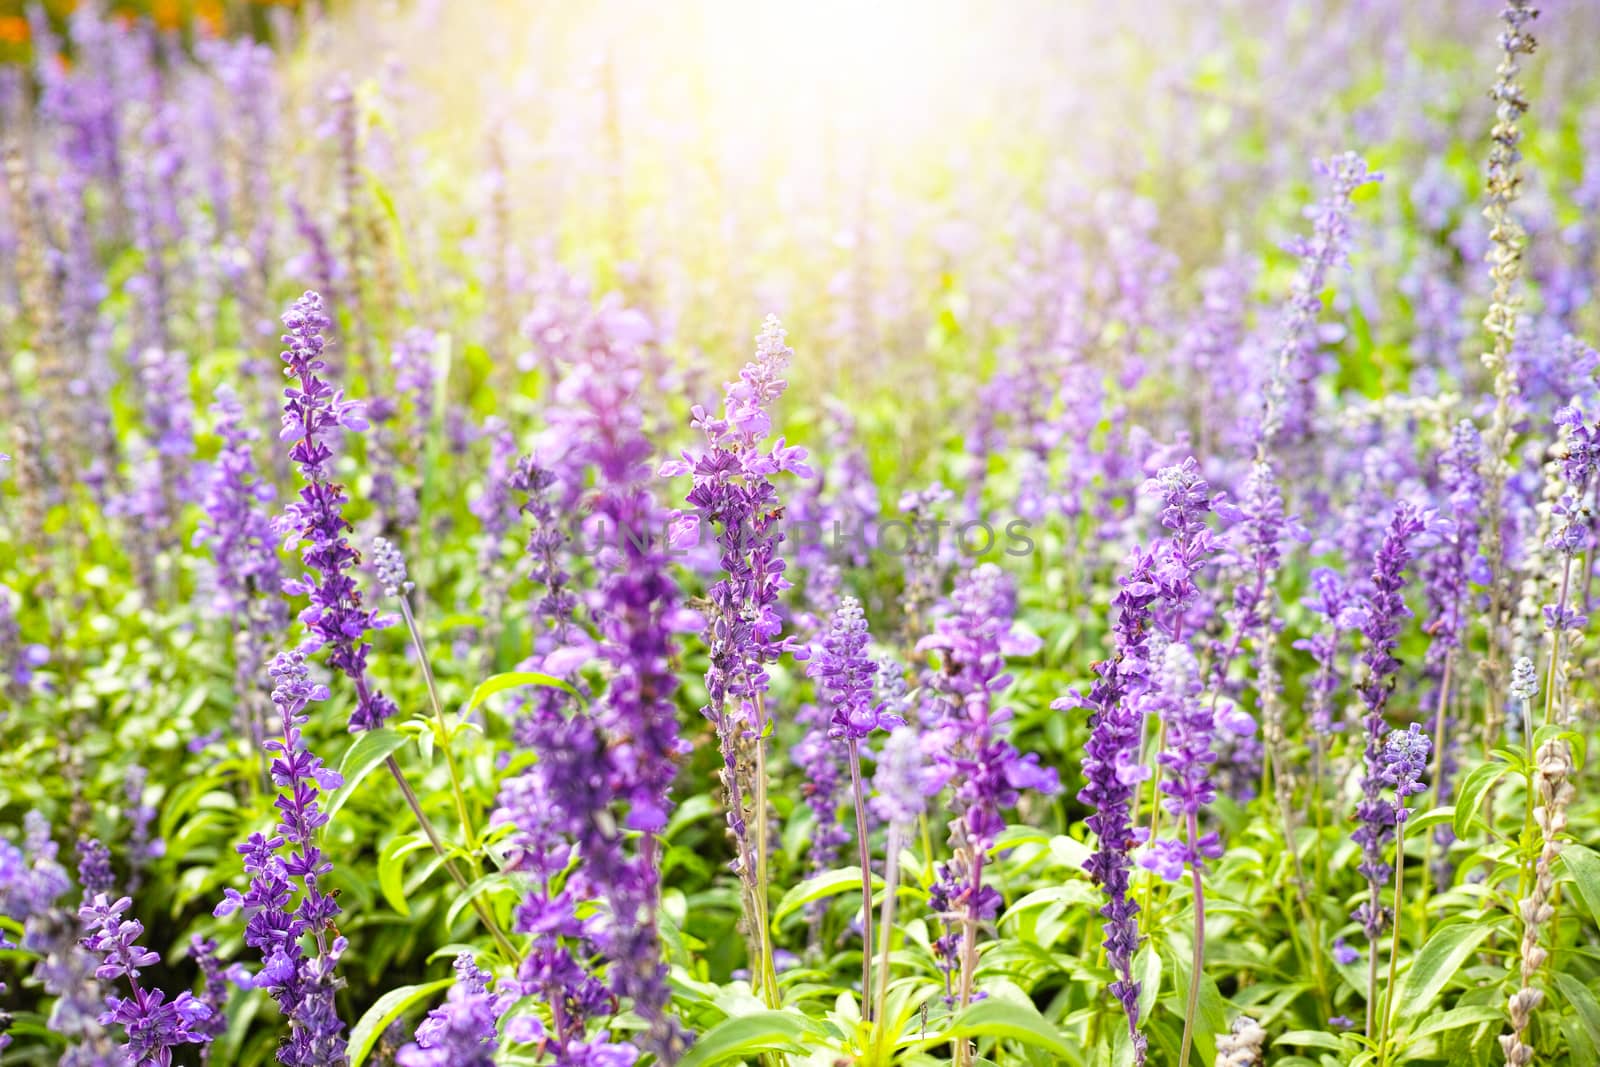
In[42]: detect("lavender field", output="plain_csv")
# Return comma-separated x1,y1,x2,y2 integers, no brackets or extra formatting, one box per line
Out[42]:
3,1,1600,1064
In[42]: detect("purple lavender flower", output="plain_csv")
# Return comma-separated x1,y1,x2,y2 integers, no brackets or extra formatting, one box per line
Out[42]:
1295,568,1357,736
124,766,163,894
398,954,511,1067
195,384,289,754
1062,458,1224,1062
496,300,691,1062
2,813,121,1059
1423,422,1485,661
871,725,934,829
79,893,213,1065
810,597,900,741
791,700,848,939
920,565,1057,1008
1378,724,1431,818
190,935,233,1059
214,649,348,1066
1256,153,1382,449
1332,937,1361,966
76,838,115,897
1351,503,1428,942
1420,421,1484,880
1140,645,1249,881
371,536,414,597
658,315,811,961
274,291,397,733
1062,542,1160,1063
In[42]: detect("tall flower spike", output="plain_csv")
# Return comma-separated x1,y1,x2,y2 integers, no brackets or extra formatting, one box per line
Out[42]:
495,298,692,1062
1478,0,1539,735
810,596,900,741
808,595,900,1017
1062,540,1159,1066
79,893,214,1064
1351,503,1429,943
195,384,289,762
658,314,811,1009
275,290,398,733
214,649,348,1066
398,953,512,1067
1256,153,1382,451
921,565,1058,1028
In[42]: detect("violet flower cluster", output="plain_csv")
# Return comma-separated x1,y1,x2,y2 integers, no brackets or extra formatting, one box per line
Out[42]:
1062,458,1225,1063
658,314,811,902
214,649,348,1066
274,290,398,733
398,954,513,1067
494,299,691,1063
1351,503,1429,942
79,893,213,1065
920,564,1057,1002
1256,152,1382,449
810,596,901,741
195,384,290,755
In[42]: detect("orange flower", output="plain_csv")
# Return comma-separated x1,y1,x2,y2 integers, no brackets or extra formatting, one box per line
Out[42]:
0,16,29,45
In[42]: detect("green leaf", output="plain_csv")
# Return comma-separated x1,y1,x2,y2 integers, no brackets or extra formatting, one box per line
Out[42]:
1453,762,1510,839
675,1010,817,1067
1555,973,1600,1052
1395,922,1494,1021
445,870,520,929
378,835,429,916
1274,1030,1352,1051
773,867,878,925
946,997,1081,1063
1405,806,1454,837
1134,944,1161,1026
460,671,581,717
1402,1005,1506,1042
347,978,454,1067
1559,844,1600,928
327,728,408,824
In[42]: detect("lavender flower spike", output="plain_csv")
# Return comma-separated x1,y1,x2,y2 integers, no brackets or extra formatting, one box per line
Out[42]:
398,954,512,1067
214,649,348,1066
274,290,398,733
658,314,811,1006
1061,542,1160,1066
80,893,213,1065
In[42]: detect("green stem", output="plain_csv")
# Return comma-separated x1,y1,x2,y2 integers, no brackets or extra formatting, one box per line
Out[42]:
1418,651,1454,941
384,755,521,964
398,595,477,848
1177,811,1206,1067
1378,821,1407,1064
847,740,875,1021
870,826,904,1061
751,693,781,1014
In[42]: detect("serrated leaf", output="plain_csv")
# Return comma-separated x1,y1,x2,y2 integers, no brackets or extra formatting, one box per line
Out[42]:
347,978,454,1067
1395,922,1494,1021
946,996,1081,1063
327,728,408,824
675,1010,817,1067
